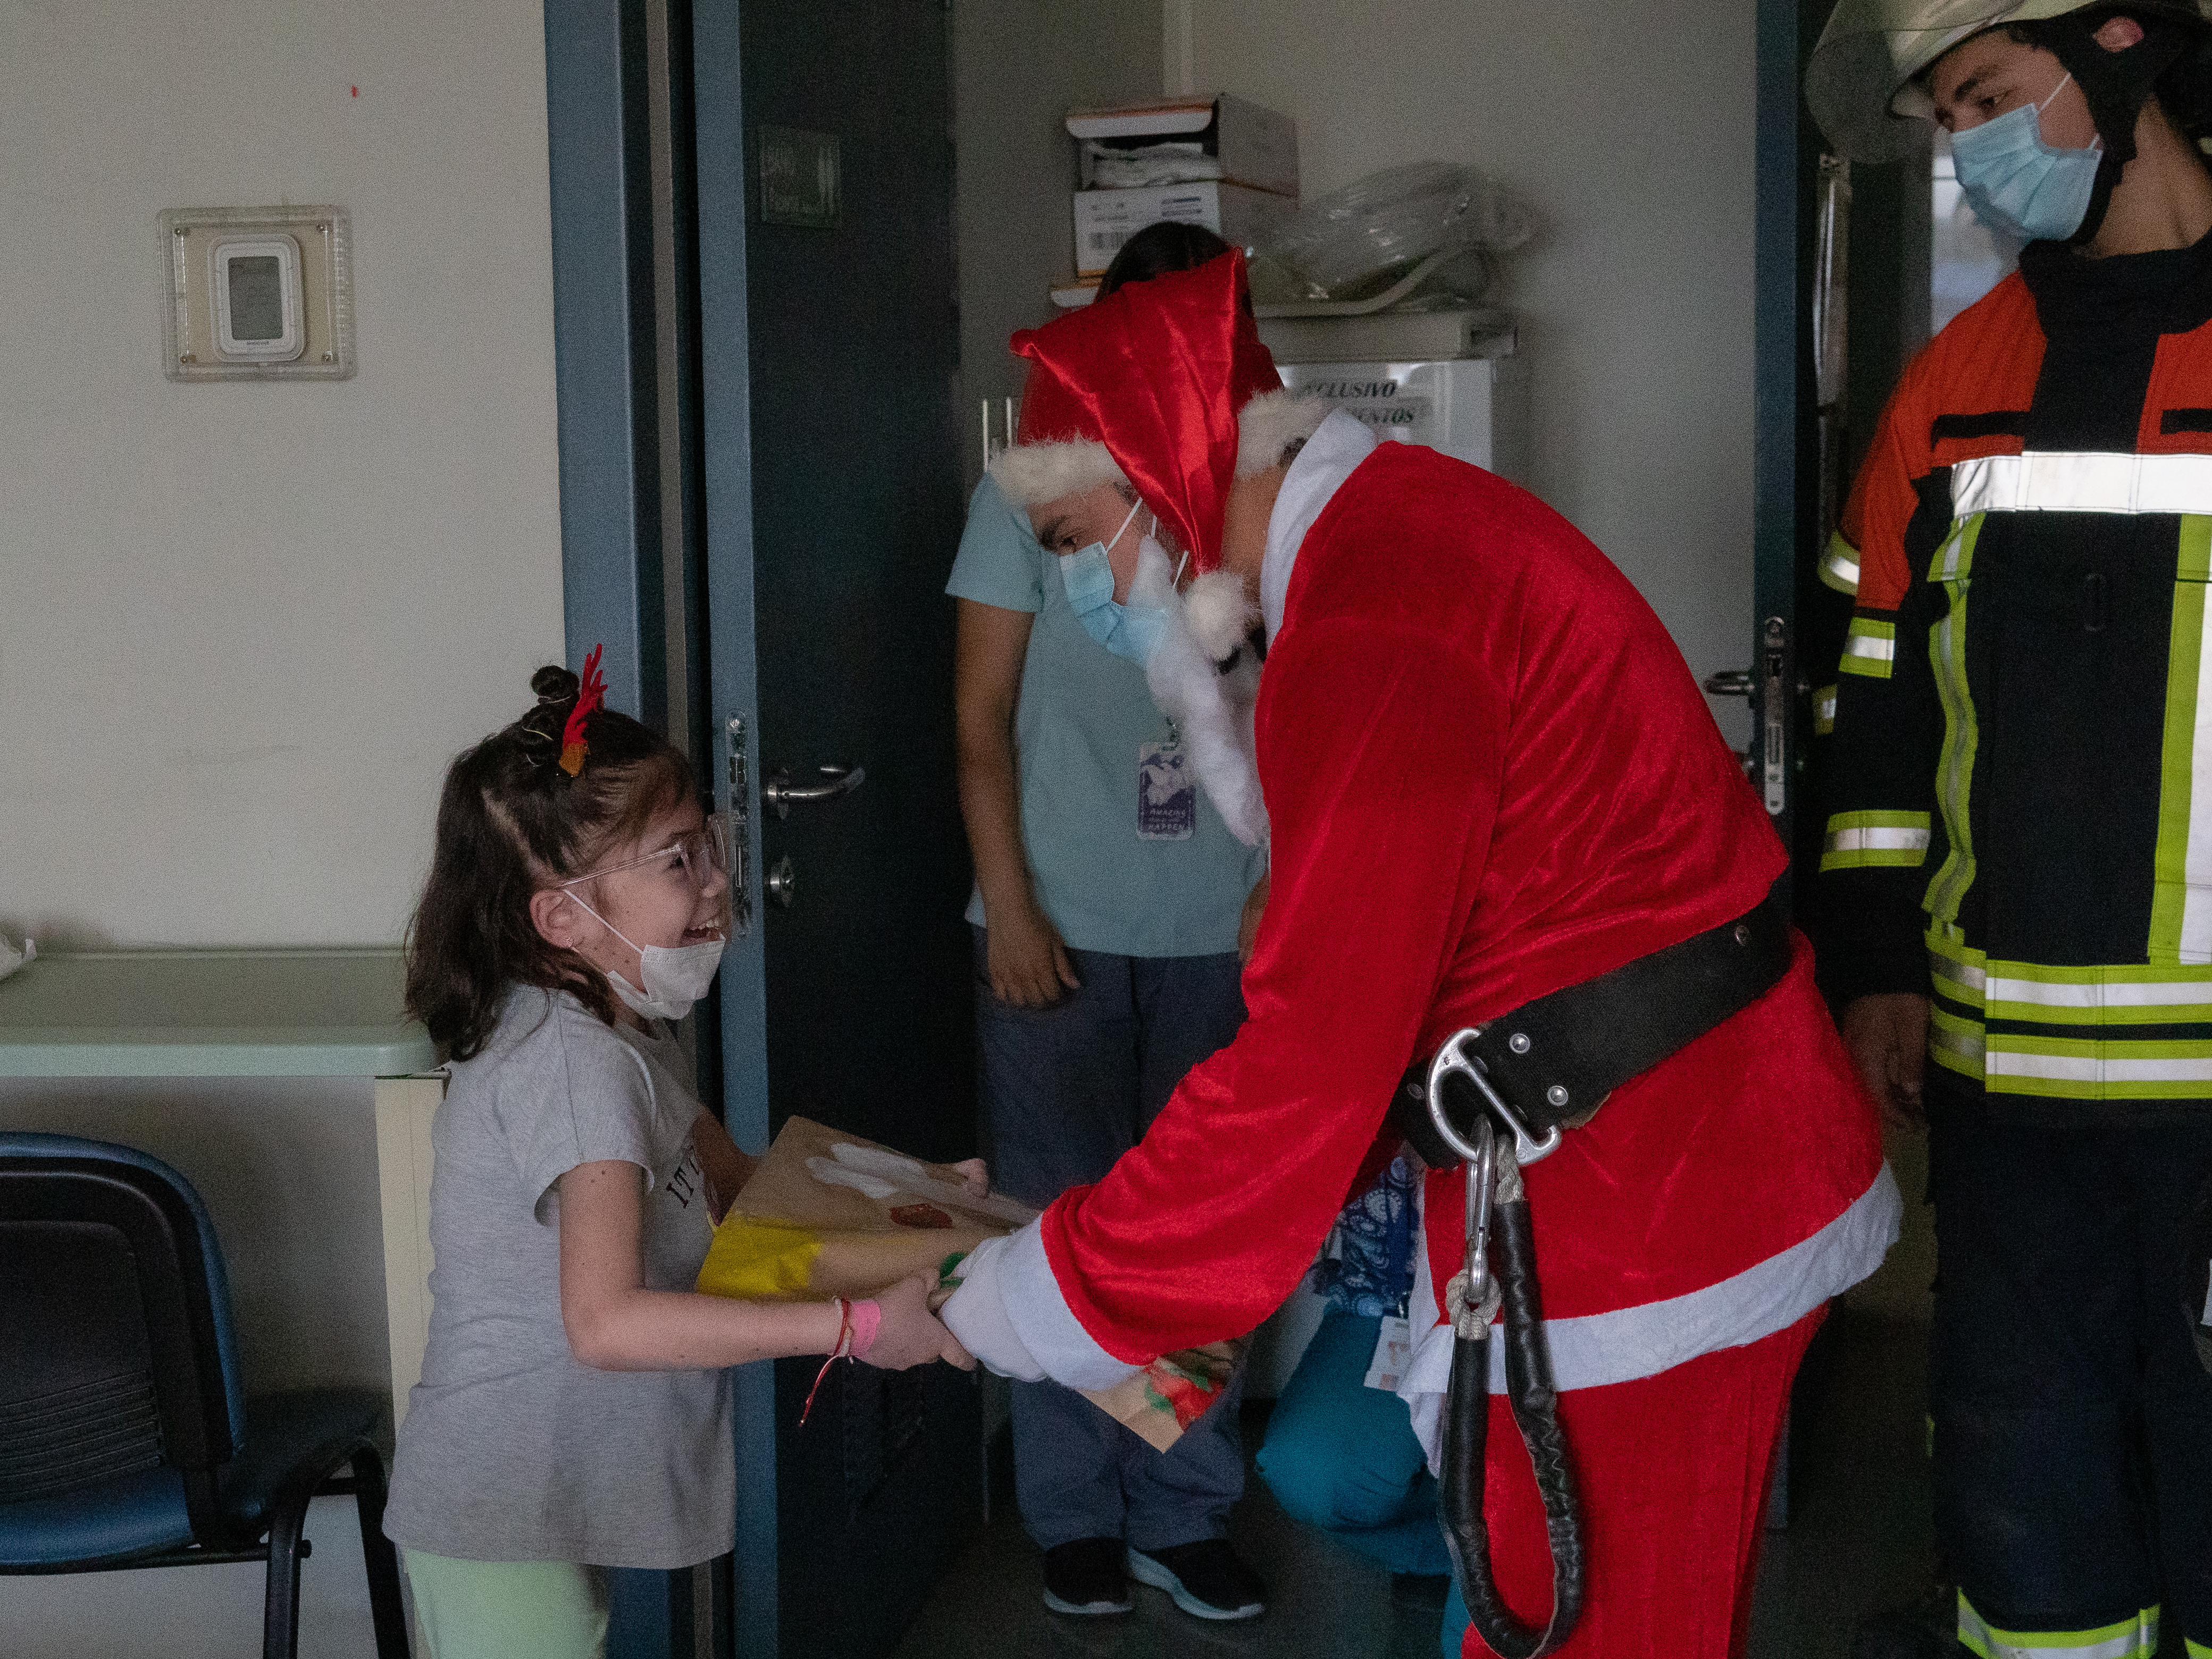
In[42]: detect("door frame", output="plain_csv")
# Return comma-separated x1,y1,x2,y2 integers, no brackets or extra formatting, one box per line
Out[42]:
1753,0,1817,882
542,0,765,1654
689,2,780,1654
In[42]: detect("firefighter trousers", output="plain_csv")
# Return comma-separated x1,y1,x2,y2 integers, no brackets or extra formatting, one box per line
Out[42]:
1929,1099,2212,1655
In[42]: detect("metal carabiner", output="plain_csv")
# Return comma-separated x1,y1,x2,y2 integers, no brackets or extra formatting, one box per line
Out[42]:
1426,1027,1565,1168
1464,1117,1495,1305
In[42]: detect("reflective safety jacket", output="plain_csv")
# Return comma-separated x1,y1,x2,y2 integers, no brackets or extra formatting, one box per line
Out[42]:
1816,233,2212,1114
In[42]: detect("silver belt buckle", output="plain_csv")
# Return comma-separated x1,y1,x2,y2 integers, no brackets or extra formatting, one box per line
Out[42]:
1425,1027,1564,1168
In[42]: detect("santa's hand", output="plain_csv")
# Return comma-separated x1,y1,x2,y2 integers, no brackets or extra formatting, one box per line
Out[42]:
938,1236,1046,1381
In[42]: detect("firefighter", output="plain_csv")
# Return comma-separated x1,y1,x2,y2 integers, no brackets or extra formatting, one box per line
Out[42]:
1807,4,2212,1652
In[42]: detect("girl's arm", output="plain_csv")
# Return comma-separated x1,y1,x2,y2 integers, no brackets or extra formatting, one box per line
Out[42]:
557,1160,973,1372
690,1108,755,1224
953,597,1078,1008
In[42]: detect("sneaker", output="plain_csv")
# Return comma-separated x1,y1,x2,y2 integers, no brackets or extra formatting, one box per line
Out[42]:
1041,1538,1134,1616
1126,1540,1267,1621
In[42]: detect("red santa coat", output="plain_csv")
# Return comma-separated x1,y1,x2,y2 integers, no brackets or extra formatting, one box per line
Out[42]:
961,416,1897,1406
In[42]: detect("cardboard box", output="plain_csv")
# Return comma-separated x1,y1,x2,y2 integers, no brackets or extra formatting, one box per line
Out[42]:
1073,181,1296,279
1066,95,1300,197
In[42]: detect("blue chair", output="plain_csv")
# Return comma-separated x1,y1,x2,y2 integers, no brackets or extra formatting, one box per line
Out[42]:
0,1133,408,1658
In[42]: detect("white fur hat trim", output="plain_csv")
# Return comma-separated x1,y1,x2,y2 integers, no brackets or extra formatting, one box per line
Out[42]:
991,393,1330,512
1235,390,1328,479
990,439,1127,510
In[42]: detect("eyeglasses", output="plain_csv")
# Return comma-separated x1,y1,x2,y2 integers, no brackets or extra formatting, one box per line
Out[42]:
558,817,730,894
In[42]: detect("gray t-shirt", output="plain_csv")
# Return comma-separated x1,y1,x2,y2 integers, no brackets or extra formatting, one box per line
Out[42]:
383,986,735,1568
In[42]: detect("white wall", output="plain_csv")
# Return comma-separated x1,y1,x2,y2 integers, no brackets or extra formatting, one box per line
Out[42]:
1185,0,1761,715
0,0,566,951
953,0,1162,491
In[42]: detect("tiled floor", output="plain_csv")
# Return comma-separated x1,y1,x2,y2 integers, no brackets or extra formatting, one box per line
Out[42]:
893,1310,1939,1659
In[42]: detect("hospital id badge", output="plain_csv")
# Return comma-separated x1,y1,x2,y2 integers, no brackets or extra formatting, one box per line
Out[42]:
1364,1314,1413,1392
1138,738,1196,841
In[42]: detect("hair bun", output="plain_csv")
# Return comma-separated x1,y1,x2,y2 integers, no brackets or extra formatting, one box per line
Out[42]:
531,664,580,704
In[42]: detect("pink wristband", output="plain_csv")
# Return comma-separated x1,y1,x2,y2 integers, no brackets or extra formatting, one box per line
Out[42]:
847,1298,883,1360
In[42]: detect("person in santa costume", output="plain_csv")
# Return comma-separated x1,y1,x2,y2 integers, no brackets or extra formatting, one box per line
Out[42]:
940,250,1901,1658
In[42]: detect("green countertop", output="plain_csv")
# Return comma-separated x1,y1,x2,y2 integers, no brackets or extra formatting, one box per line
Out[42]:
0,950,438,1078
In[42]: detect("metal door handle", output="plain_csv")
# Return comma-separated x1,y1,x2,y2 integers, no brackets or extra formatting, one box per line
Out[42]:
1704,669,1755,698
763,764,865,819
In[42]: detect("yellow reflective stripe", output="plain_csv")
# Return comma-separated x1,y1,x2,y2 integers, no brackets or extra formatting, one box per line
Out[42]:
1929,1006,1986,1080
2152,515,2212,965
1985,1033,2212,1099
1927,576,1979,926
1841,617,1897,679
1954,448,2212,515
1821,810,1930,871
2182,513,2212,581
1958,1594,2158,1659
1814,683,1838,735
1820,532,1862,595
1928,511,1985,583
2185,1641,2210,1659
1986,961,2212,1026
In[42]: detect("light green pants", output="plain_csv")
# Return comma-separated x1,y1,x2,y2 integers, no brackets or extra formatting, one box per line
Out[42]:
401,1549,609,1659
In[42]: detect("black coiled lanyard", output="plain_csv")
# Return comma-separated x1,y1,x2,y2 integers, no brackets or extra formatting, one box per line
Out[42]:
1437,1115,1586,1657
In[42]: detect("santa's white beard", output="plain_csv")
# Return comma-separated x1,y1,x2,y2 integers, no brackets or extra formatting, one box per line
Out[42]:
1127,541,1268,847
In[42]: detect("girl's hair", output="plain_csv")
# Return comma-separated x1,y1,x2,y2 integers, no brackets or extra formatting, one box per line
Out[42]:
406,664,693,1060
1097,221,1234,298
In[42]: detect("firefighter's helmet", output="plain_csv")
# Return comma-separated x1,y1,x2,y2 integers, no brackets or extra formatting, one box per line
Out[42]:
1807,0,2212,160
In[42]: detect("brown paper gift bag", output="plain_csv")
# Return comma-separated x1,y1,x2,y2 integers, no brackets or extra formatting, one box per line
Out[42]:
695,1117,1239,1451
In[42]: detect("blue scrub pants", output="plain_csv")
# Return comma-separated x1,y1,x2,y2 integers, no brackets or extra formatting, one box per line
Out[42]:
1257,1306,1454,1578
973,931,1249,1552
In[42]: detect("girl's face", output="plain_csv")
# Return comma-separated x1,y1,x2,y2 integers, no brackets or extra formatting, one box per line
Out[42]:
541,795,728,994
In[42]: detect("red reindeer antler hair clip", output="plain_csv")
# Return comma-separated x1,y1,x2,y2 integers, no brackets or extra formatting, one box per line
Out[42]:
559,646,606,776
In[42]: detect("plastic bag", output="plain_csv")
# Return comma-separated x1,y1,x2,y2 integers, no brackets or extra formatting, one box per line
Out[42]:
1257,161,1533,304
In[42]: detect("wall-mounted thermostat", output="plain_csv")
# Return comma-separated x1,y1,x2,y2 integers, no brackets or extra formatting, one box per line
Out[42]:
160,206,354,381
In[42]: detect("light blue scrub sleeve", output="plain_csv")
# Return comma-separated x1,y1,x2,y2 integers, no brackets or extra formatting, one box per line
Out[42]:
946,473,1043,613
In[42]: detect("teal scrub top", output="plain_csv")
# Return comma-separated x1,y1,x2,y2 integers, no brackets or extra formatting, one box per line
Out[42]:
946,474,1264,959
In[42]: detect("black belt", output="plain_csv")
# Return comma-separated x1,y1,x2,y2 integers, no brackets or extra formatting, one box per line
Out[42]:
1392,877,1794,1169
1397,878,1792,1659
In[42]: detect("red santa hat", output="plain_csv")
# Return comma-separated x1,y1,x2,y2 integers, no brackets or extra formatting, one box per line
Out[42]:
989,250,1318,576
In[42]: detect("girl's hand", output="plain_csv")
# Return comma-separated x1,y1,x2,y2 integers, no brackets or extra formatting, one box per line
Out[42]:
862,1273,976,1372
949,1157,990,1198
986,900,1079,1008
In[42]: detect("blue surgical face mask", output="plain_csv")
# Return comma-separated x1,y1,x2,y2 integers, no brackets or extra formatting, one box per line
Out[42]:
1949,70,2102,244
1060,498,1175,666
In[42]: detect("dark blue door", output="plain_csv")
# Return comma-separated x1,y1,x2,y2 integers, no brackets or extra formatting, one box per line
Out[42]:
692,2,982,1655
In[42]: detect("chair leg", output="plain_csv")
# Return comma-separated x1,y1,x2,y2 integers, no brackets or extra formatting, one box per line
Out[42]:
262,1486,313,1659
351,1446,412,1659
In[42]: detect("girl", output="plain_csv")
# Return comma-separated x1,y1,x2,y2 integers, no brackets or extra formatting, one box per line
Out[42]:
383,662,973,1659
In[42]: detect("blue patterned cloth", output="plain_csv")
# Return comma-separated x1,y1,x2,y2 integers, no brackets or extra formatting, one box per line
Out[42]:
1310,1154,1420,1318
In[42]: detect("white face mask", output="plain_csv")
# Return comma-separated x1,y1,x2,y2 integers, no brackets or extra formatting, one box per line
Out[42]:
565,892,727,1021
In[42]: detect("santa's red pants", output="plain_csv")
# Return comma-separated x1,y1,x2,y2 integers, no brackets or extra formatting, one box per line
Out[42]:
1461,1309,1823,1658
